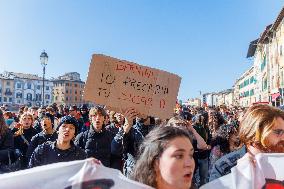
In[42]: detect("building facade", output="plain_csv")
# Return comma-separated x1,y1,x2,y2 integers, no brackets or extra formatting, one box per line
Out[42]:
3,72,53,106
186,98,201,107
0,74,14,105
243,7,284,107
52,72,85,106
235,67,256,107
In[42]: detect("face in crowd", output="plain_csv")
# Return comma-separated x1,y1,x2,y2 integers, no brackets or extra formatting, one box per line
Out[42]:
69,108,77,117
38,108,46,118
239,104,284,153
133,126,195,189
263,117,284,152
29,108,38,119
155,136,195,189
20,114,33,129
114,113,124,125
41,116,52,132
90,107,106,132
58,123,76,143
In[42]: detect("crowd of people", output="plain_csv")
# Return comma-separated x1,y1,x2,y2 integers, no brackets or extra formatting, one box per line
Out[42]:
0,102,284,189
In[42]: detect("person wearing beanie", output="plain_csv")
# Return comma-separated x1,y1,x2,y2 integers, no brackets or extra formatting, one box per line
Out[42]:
28,115,86,168
26,113,58,161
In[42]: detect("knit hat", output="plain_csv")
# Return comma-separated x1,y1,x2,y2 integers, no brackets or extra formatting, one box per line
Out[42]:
57,115,79,136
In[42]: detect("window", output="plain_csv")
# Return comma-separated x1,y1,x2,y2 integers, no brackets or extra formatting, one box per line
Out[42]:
17,83,21,88
66,90,68,94
250,76,254,84
75,84,78,87
4,97,7,102
55,96,58,101
36,94,42,101
17,100,20,103
250,89,254,96
26,93,32,101
70,89,72,94
16,92,22,98
66,97,68,101
9,98,12,102
46,86,49,90
0,97,1,102
262,78,268,91
66,83,69,86
75,97,77,101
261,55,267,71
45,94,50,99
75,90,77,94
27,83,32,89
37,85,41,90
280,45,283,56
6,81,10,86
5,88,12,95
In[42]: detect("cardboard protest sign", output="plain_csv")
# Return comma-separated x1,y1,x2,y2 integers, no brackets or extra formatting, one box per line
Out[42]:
201,153,284,189
0,158,153,189
84,54,181,119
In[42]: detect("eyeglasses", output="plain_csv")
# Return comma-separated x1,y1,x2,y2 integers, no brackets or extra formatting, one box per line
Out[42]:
272,129,284,137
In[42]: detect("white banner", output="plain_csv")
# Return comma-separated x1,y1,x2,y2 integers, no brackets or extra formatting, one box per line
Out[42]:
0,158,154,189
201,153,284,189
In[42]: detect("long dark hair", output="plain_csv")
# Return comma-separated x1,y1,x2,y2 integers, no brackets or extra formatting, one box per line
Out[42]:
211,124,238,154
0,110,8,137
131,125,192,188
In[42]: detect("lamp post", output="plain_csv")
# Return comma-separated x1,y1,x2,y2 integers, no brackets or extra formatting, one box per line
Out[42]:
40,50,48,107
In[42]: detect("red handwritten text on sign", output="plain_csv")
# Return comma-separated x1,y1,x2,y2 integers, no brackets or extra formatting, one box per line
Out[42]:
116,62,157,81
118,92,166,109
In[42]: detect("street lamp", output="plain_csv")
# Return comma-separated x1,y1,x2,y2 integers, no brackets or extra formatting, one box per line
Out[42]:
40,50,48,107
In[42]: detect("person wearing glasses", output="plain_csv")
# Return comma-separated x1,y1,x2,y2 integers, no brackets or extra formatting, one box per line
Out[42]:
209,104,284,182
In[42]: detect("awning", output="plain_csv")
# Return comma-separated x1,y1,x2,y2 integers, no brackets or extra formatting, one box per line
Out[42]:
246,39,259,58
272,92,281,101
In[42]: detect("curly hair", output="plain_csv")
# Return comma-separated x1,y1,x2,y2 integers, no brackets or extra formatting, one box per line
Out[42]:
131,125,192,188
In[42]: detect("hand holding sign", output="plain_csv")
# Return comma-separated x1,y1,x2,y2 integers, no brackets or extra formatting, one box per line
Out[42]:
123,107,139,134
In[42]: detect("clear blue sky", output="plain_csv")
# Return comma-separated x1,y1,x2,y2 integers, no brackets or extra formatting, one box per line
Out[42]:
0,0,283,101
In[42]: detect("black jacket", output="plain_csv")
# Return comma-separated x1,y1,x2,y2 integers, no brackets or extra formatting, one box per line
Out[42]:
75,126,113,167
13,127,37,156
111,122,154,176
105,123,122,170
26,131,58,161
0,129,14,163
29,141,86,168
111,122,154,158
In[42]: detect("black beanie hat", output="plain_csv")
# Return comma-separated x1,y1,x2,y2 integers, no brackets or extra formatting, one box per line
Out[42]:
57,115,79,136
